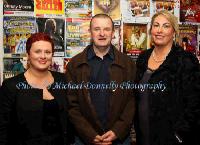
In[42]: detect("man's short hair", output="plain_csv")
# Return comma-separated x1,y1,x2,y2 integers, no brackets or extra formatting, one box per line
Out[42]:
90,14,114,31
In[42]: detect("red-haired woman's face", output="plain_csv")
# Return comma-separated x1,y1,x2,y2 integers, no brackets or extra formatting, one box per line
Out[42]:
28,40,53,71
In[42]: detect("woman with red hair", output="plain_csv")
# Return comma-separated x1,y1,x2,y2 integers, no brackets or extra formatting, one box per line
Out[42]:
0,33,74,145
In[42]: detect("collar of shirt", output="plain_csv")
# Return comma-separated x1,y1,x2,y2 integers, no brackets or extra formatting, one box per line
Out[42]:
87,46,114,61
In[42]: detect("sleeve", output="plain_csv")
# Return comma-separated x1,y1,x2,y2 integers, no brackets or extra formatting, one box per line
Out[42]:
174,53,200,143
130,124,137,145
0,80,16,145
111,59,136,140
65,62,98,144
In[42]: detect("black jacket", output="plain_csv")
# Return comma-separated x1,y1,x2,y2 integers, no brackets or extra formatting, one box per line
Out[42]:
135,44,200,145
0,71,74,145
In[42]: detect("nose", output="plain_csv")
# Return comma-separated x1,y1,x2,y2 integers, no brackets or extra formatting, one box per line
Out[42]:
99,29,105,36
41,52,46,58
157,26,163,32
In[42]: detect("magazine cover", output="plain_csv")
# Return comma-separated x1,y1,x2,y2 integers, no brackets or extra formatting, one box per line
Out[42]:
0,67,1,85
3,0,34,16
34,0,65,17
49,57,64,72
112,21,122,51
123,23,147,60
177,24,198,55
36,17,65,56
180,0,200,23
153,0,175,14
65,0,92,18
3,16,36,55
63,58,71,73
66,18,91,58
198,26,200,62
94,0,121,20
3,57,27,80
121,0,150,23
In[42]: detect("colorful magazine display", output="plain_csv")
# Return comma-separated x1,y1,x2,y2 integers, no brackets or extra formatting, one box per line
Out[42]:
66,18,91,58
123,23,147,60
3,16,36,55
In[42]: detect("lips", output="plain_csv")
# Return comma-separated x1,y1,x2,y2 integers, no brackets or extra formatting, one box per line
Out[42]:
155,35,164,39
39,61,47,64
98,38,106,40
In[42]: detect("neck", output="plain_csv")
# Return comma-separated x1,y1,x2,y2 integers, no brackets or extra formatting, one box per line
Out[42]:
93,44,110,59
25,68,53,89
27,68,49,79
151,42,173,63
154,41,173,55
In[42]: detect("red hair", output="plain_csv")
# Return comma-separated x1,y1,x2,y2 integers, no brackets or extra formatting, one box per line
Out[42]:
26,32,54,54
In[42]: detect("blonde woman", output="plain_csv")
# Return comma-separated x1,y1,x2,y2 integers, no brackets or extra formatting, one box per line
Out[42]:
134,10,200,145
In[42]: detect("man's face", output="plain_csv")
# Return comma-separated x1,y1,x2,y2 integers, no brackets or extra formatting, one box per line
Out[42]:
90,17,114,49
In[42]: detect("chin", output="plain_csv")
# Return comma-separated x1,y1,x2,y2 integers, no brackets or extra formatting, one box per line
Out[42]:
36,67,49,72
94,43,110,48
154,41,166,46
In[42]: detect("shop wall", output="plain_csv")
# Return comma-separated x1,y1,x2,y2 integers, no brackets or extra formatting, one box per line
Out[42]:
1,0,200,84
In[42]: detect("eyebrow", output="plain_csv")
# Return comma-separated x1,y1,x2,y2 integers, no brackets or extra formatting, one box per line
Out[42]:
93,26,112,29
153,22,171,25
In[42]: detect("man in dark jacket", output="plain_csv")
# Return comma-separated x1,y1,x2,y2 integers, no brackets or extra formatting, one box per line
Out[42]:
66,14,136,145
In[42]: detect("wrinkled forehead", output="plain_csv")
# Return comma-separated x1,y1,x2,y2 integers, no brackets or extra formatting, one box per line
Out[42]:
90,17,114,30
153,14,170,24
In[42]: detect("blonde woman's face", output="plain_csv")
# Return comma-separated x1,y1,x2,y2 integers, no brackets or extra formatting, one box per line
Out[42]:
151,15,175,47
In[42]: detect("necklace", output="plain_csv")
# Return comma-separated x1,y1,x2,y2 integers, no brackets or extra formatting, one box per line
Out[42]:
25,70,53,88
152,50,167,63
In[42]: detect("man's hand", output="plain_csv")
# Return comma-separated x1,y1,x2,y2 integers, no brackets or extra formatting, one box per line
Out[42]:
93,135,103,144
101,130,117,142
92,134,112,145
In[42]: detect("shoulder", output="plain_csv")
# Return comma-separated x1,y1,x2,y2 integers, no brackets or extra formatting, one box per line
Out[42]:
1,73,25,93
117,49,132,61
51,71,66,81
173,46,199,70
67,49,89,74
138,48,152,60
114,48,135,66
136,48,152,66
70,52,84,63
181,51,198,65
68,45,89,65
2,73,24,87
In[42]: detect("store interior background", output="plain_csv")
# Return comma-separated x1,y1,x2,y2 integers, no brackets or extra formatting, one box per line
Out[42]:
0,0,200,84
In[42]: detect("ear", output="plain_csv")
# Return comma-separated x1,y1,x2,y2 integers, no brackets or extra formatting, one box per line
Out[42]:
112,30,115,39
88,28,91,33
26,53,29,60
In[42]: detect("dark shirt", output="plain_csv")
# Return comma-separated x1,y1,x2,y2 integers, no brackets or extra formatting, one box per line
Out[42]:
43,99,62,135
40,99,64,145
138,68,153,145
87,47,114,128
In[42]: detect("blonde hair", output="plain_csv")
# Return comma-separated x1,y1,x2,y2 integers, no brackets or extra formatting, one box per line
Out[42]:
150,10,179,36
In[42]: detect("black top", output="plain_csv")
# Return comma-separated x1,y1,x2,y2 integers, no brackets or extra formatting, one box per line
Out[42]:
43,99,62,134
87,47,114,128
0,71,74,145
42,99,64,145
138,68,153,145
135,44,200,145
